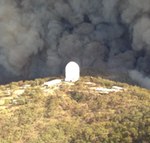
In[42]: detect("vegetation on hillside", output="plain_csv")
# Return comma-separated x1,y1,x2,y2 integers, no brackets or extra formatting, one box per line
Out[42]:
0,76,150,143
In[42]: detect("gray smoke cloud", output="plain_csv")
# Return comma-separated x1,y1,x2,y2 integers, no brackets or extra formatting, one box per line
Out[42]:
129,70,150,89
0,0,43,75
0,0,150,88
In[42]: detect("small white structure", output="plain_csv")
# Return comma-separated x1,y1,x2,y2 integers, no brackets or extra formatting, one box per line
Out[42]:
65,61,80,82
43,79,62,87
96,86,124,94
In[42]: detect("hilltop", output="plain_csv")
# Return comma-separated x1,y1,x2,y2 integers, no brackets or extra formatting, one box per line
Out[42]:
0,76,150,143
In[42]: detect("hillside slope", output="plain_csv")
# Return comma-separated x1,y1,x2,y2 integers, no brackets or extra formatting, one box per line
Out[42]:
0,76,150,143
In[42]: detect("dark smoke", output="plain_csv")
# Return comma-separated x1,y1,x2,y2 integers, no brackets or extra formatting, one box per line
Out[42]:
0,0,150,88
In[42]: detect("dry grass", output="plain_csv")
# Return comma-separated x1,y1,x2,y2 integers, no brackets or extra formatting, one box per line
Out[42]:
0,76,150,143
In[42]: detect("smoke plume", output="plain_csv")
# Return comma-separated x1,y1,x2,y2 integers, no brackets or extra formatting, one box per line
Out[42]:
0,0,150,88
129,70,150,89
